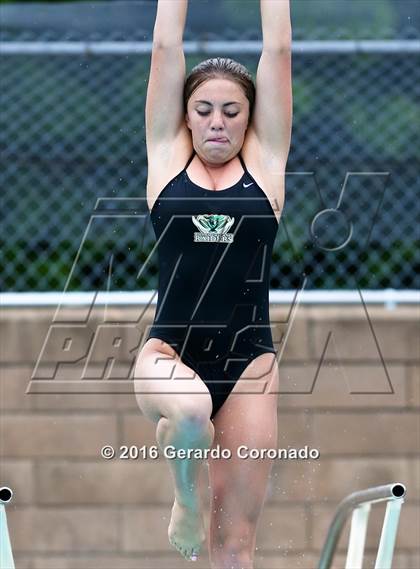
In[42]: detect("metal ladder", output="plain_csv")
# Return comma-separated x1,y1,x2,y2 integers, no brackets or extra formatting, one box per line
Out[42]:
0,483,407,569
0,488,15,569
318,482,406,569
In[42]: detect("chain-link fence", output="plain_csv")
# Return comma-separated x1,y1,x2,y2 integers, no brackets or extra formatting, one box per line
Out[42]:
1,31,419,291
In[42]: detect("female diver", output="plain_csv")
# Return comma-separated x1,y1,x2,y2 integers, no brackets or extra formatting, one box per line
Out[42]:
135,0,292,566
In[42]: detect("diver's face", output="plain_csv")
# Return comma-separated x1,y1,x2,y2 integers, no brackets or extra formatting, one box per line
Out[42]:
185,78,250,164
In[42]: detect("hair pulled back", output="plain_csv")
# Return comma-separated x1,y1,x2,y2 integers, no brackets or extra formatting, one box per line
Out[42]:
183,57,255,125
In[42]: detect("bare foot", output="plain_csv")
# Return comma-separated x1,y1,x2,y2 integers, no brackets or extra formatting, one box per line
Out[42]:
168,498,206,561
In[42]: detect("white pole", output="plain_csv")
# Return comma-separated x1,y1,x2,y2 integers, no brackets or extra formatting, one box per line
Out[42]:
374,499,404,569
0,504,15,569
345,503,371,569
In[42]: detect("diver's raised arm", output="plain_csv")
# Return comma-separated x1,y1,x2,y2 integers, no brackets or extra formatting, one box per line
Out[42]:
146,0,189,148
261,0,292,52
250,0,292,159
153,0,188,48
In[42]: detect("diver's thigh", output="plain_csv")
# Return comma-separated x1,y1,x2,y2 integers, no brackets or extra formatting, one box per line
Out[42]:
134,340,212,423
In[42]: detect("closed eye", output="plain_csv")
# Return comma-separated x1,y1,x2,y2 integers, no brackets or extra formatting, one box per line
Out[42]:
197,111,238,118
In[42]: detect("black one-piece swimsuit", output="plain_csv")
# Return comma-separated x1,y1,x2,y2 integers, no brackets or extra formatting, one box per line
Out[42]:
146,150,279,420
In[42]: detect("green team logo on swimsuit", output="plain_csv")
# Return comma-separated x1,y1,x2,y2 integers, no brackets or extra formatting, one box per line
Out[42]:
192,214,235,243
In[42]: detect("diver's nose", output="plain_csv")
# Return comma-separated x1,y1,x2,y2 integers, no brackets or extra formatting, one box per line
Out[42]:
209,110,225,129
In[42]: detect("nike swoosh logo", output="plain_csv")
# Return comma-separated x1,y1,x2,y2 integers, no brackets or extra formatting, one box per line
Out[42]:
243,182,254,188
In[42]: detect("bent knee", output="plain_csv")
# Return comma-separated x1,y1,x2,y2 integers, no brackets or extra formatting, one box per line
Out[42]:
173,403,213,434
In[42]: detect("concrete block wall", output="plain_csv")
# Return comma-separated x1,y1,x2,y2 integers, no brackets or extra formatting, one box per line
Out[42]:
1,303,419,568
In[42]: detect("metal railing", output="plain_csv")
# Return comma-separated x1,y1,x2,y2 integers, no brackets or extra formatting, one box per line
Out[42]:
318,482,407,569
0,482,408,568
2,39,419,55
0,488,15,569
0,289,418,308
